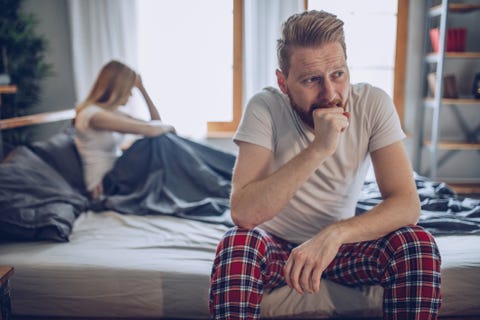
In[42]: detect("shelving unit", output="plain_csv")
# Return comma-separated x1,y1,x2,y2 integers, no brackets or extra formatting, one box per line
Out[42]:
417,0,480,187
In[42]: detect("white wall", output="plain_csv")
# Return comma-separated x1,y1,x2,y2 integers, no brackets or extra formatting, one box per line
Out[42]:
23,0,76,112
18,1,480,177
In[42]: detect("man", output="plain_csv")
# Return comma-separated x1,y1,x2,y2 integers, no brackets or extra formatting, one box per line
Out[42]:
209,10,441,320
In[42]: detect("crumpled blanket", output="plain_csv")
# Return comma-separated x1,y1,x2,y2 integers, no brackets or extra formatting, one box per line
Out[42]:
0,145,89,242
1,130,479,242
356,174,480,235
0,132,235,242
100,133,235,226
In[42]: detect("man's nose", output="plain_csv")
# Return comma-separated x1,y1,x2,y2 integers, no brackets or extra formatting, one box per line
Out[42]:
318,79,336,102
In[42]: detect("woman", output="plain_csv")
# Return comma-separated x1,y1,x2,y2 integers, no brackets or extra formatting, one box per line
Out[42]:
74,60,175,199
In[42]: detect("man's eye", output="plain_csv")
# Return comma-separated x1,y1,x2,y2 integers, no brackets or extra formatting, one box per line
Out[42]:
332,71,344,79
304,77,320,84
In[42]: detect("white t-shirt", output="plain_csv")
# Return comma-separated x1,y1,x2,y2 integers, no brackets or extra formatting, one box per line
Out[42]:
234,84,406,244
74,105,124,191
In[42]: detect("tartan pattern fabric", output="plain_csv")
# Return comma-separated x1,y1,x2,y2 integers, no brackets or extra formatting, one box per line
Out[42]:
209,225,442,320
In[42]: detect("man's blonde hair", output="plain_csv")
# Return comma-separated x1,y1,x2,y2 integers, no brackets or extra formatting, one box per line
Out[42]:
277,10,346,76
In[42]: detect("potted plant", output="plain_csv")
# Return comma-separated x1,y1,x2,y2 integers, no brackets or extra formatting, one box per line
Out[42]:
0,0,52,151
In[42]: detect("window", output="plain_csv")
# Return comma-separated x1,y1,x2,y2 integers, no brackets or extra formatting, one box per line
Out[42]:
307,0,407,122
137,1,407,138
137,0,235,138
308,0,398,96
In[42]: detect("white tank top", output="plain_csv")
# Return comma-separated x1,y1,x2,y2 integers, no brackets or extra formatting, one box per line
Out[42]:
74,105,124,191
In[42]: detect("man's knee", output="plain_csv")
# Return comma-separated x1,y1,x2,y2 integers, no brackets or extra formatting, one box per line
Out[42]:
219,226,268,246
214,227,270,261
386,225,441,270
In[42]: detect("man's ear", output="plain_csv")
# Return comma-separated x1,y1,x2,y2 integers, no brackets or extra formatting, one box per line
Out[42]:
276,69,288,94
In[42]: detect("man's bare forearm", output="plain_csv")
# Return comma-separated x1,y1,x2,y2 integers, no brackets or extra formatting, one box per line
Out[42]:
231,144,330,228
333,189,420,245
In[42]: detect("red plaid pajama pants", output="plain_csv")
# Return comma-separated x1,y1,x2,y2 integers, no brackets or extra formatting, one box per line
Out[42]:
209,225,441,319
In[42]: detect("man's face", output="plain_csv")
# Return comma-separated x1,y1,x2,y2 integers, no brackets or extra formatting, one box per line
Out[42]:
276,42,350,129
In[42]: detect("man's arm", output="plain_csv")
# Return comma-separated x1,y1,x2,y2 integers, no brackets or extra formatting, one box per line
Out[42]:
284,140,420,294
231,107,349,229
335,140,420,242
231,141,331,228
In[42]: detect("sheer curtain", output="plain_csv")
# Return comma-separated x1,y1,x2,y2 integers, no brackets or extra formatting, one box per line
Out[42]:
67,0,304,130
243,0,304,103
67,0,138,106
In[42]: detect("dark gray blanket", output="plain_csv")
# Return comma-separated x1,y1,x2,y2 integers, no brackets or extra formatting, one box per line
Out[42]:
1,130,479,242
0,132,235,242
357,174,480,235
100,133,235,226
0,145,89,241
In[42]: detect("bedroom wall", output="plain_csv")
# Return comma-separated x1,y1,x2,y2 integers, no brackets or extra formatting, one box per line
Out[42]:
20,0,76,141
403,1,480,181
13,0,240,153
14,1,478,172
403,0,425,161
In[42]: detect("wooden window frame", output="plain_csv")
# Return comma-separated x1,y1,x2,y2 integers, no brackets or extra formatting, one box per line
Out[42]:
206,0,243,137
302,0,409,124
207,0,408,137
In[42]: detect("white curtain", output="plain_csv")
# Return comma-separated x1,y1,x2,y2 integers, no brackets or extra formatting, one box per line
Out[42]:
243,0,304,103
67,0,303,122
67,0,137,104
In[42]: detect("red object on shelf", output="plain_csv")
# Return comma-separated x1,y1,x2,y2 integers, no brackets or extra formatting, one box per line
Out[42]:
430,28,467,52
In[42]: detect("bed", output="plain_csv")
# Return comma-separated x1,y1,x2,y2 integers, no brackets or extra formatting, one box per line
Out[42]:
0,112,479,319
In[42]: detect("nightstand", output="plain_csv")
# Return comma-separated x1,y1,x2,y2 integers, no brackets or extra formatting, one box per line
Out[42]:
0,266,14,320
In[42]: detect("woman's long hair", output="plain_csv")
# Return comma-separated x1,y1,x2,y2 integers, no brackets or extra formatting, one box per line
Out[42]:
76,60,137,114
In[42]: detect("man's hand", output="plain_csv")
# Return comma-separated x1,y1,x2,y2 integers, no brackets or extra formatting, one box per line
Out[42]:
311,107,350,156
284,225,342,294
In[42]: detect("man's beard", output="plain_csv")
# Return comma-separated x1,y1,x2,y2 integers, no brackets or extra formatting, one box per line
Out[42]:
287,92,344,130
289,95,315,129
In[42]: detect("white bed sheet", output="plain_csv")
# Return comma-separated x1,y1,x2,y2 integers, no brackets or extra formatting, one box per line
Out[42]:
0,211,478,319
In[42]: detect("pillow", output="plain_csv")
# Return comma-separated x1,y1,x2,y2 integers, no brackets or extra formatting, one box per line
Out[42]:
0,144,89,242
28,129,88,195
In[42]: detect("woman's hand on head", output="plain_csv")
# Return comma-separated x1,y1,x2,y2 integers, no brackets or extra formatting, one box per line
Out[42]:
134,74,144,90
132,75,161,121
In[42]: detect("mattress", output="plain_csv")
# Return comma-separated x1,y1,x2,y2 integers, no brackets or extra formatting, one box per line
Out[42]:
0,211,478,319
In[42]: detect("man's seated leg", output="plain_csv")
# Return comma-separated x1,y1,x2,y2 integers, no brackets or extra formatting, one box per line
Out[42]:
209,227,294,319
323,225,442,320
